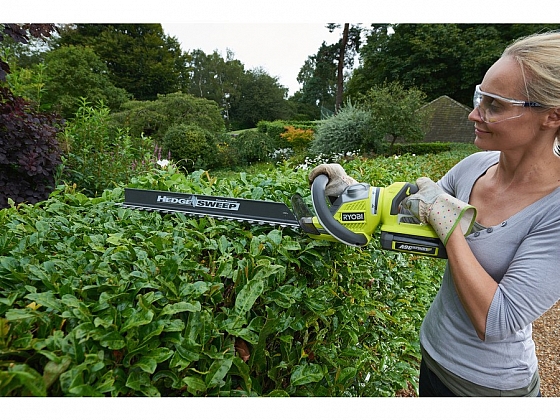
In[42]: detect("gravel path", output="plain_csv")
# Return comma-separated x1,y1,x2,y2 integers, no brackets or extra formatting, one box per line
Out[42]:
533,300,560,397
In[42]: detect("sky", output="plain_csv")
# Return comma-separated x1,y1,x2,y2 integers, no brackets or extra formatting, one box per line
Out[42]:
162,23,344,96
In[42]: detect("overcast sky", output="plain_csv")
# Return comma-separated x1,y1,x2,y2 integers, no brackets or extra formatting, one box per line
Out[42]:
162,23,344,96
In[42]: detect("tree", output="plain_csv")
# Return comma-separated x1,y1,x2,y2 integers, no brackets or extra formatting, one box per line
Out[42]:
327,23,362,113
186,49,245,127
0,24,56,81
296,42,339,114
55,24,190,101
348,23,560,106
286,91,321,121
229,68,291,129
335,23,350,113
41,45,131,118
296,24,361,115
357,81,430,151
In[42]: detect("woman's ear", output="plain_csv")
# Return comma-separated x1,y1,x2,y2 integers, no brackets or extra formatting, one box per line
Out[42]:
543,107,560,129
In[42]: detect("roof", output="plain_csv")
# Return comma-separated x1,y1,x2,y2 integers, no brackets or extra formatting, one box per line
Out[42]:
420,95,475,143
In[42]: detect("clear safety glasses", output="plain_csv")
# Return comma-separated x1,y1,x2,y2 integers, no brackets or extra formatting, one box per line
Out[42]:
473,84,543,124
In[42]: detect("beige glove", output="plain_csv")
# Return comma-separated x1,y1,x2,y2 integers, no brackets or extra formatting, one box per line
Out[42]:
400,177,477,245
308,163,358,197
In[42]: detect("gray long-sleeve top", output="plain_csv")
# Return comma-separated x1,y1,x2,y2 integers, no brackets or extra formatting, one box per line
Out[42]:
421,151,560,391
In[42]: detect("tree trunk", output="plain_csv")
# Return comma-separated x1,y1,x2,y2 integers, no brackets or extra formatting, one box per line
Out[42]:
335,23,349,114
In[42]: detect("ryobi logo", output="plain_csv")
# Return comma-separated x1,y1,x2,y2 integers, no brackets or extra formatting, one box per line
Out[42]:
341,212,365,222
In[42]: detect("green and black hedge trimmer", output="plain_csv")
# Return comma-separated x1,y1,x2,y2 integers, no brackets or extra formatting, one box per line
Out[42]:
121,174,447,258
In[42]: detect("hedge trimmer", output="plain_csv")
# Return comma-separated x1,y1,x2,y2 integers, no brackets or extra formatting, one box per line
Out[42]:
121,174,447,258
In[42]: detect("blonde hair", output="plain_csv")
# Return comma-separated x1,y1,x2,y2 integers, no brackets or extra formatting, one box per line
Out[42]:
502,31,560,108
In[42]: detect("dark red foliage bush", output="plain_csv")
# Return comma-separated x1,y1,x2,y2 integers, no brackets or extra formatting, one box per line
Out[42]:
0,87,64,208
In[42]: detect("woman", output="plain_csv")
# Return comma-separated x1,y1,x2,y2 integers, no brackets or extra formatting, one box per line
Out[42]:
310,31,560,396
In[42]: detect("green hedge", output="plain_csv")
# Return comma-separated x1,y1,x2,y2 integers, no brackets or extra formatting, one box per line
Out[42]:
0,146,479,396
389,142,452,156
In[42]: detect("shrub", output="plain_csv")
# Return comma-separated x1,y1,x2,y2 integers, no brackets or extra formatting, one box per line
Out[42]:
280,126,314,152
60,99,155,196
310,103,383,156
225,131,276,166
257,120,318,149
161,123,219,171
0,87,63,209
0,145,482,397
357,81,430,151
110,92,225,144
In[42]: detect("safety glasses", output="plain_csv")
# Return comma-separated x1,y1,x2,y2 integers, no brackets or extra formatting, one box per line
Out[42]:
473,84,543,124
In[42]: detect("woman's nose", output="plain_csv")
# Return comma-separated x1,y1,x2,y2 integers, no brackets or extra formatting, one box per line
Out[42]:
468,107,483,122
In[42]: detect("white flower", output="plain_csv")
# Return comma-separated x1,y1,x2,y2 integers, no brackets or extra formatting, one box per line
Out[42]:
157,159,170,168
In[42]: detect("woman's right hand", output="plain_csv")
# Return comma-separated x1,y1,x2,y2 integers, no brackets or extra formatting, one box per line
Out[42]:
308,163,357,198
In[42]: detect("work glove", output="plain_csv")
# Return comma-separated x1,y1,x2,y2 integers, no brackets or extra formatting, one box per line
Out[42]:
308,163,358,198
400,177,477,246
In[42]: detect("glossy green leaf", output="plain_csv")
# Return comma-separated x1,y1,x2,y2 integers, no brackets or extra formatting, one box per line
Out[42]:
205,357,233,388
234,278,264,315
160,301,201,315
120,308,154,332
290,363,324,386
183,376,207,395
99,331,126,350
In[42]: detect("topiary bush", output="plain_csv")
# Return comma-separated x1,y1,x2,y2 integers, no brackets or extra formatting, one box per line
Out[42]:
161,123,219,171
0,87,63,209
310,103,383,156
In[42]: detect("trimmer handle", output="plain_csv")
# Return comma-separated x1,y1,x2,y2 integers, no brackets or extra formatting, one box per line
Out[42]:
311,175,368,247
389,182,418,215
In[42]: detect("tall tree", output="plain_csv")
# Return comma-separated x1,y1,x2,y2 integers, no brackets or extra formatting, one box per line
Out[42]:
55,24,190,101
296,24,361,115
230,67,291,129
186,49,245,126
335,23,350,113
296,42,339,114
327,23,361,113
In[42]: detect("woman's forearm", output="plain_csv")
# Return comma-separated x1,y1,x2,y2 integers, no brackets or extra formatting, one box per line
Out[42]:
444,228,499,341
